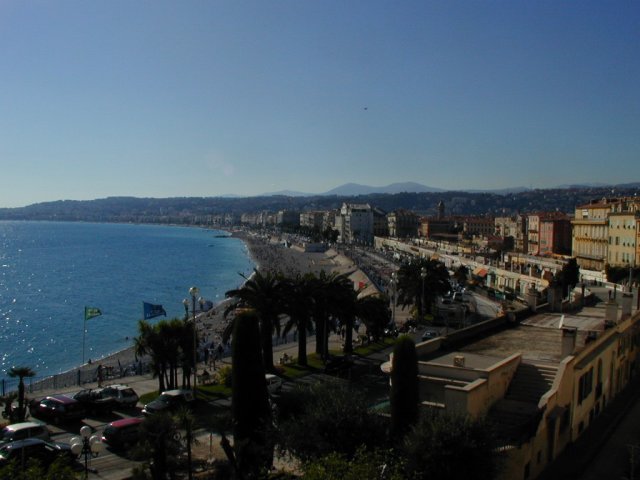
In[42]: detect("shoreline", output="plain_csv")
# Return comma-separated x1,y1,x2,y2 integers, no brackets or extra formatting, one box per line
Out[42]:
28,228,370,393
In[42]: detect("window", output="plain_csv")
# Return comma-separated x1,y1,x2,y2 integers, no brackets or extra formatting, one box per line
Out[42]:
578,367,593,404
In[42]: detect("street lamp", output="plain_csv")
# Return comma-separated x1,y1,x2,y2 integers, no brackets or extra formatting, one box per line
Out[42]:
70,425,103,479
183,286,200,398
420,266,427,322
390,272,398,327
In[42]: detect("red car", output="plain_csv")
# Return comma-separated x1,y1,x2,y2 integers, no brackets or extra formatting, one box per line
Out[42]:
29,395,85,424
101,417,144,450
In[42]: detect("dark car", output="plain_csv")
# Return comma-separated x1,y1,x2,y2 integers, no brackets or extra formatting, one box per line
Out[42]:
72,389,118,415
101,417,144,450
29,395,85,424
0,438,75,468
421,329,440,341
142,389,194,416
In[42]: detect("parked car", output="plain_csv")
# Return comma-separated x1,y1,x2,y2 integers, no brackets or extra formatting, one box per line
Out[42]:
0,438,75,468
29,395,85,424
0,422,50,445
101,417,144,450
265,374,283,394
72,389,118,415
100,384,139,408
421,328,440,341
142,389,194,416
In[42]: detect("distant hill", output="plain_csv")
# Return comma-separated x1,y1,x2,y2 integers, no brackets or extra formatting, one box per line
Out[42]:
259,189,311,197
260,181,640,198
1,184,639,224
260,182,443,197
321,182,444,196
467,186,531,195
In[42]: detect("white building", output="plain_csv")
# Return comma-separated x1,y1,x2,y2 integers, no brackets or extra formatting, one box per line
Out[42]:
338,203,374,244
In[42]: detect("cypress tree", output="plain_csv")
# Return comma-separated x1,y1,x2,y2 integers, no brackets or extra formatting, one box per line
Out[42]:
390,335,419,439
231,309,273,478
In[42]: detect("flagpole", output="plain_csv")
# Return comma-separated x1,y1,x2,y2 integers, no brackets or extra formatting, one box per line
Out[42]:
82,307,102,367
82,309,86,366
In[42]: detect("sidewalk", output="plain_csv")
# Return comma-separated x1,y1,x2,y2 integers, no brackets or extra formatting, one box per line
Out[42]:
30,329,369,404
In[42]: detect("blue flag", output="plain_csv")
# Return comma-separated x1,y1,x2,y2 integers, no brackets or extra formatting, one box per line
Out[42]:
143,302,167,320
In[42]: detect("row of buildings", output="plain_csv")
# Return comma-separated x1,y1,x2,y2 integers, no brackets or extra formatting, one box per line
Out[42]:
384,283,640,480
210,196,640,272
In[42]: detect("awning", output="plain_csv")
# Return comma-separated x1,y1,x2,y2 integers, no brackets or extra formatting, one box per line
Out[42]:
473,268,488,278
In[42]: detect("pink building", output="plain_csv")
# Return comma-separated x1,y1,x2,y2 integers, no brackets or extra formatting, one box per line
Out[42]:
539,214,572,256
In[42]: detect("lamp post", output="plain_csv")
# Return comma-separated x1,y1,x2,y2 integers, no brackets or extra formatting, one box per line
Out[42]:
420,266,427,322
70,425,103,479
390,272,398,327
183,286,200,398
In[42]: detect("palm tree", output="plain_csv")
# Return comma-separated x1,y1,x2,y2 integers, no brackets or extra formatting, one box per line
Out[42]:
332,276,360,354
356,293,391,342
397,258,450,317
309,270,352,360
134,318,194,392
7,366,36,422
135,320,170,393
225,269,286,372
133,412,182,480
282,274,315,366
158,319,187,390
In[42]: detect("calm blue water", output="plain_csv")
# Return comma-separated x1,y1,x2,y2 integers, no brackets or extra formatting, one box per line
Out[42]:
0,221,254,380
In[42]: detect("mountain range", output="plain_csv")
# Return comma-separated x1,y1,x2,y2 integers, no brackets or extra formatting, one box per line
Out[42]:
260,181,640,197
263,181,484,197
1,182,639,224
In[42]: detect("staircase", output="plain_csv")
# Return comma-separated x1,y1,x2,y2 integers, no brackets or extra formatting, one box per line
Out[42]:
489,362,558,445
506,362,558,404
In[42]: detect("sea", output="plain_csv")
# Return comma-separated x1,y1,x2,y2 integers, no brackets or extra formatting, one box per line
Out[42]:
0,221,255,382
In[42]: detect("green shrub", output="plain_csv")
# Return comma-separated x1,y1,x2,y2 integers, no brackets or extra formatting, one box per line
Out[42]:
216,365,233,387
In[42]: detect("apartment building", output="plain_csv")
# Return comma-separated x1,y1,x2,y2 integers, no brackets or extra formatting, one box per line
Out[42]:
338,203,374,244
299,211,324,229
276,210,300,227
387,209,419,238
539,213,572,256
373,207,389,238
607,211,640,267
384,294,640,480
418,217,452,239
572,197,640,271
495,215,528,252
462,216,495,237
572,199,616,271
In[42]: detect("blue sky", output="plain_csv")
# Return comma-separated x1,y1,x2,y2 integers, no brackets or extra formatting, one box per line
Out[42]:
1,1,638,208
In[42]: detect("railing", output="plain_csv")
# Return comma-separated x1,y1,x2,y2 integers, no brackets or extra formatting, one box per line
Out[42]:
2,331,310,397
1,360,154,397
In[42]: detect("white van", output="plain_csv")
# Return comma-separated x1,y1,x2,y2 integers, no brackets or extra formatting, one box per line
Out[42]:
0,422,50,444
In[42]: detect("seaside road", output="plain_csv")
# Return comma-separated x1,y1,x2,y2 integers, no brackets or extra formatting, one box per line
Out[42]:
31,327,390,477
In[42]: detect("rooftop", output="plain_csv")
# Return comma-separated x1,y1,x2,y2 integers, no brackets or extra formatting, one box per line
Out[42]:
421,305,612,368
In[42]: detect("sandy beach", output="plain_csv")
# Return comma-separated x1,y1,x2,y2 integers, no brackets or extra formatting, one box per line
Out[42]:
31,228,370,392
